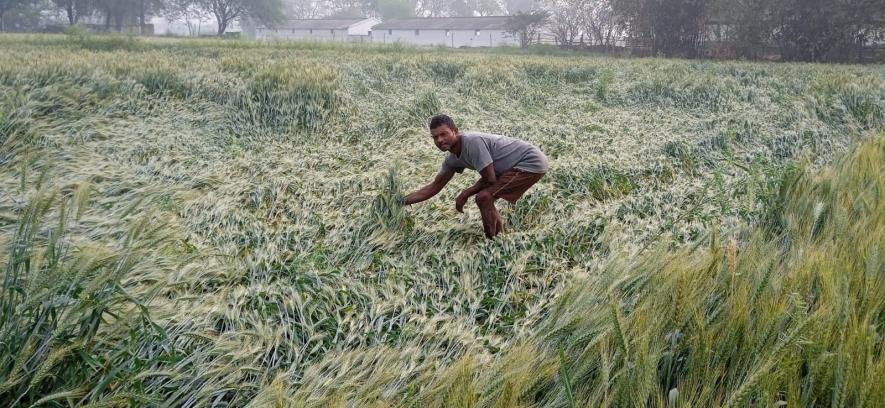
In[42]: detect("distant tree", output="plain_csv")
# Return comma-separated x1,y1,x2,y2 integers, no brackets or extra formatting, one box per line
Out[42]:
442,0,502,17
472,0,501,15
449,0,471,16
710,0,772,58
847,0,885,61
0,0,29,31
770,0,883,61
89,0,161,33
165,0,211,35
582,0,619,46
504,0,534,14
94,0,131,31
52,0,93,24
545,0,586,47
9,0,49,31
326,0,373,17
714,0,883,62
199,0,283,35
326,5,363,17
611,0,711,57
376,0,412,18
135,0,164,30
505,10,548,46
415,0,448,16
284,0,327,18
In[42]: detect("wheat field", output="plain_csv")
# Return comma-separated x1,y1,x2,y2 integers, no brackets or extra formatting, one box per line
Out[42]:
0,34,882,407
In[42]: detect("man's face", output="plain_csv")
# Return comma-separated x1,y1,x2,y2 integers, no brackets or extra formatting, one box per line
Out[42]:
430,124,458,152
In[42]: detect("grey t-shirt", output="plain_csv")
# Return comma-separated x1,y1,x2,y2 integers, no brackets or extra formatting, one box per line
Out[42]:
439,131,548,176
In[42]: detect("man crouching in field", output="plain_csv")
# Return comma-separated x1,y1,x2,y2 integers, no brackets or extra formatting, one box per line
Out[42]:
402,114,548,239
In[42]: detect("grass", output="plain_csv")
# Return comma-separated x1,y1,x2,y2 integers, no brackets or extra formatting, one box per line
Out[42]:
0,34,882,406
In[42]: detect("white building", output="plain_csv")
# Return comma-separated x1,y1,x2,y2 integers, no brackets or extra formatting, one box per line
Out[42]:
255,18,380,42
370,17,519,48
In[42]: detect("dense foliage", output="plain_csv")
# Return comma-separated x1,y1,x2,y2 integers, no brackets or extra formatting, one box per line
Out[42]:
609,0,884,61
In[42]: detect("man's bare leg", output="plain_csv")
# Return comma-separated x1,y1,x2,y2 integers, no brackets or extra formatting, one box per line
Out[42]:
476,191,501,239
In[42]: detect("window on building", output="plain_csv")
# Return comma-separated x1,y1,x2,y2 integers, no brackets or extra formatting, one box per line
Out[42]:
388,29,392,35
415,29,419,35
475,30,480,36
330,29,334,34
445,29,450,36
309,29,313,34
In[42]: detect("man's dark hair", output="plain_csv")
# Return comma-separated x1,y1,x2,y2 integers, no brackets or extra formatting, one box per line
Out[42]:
429,114,457,131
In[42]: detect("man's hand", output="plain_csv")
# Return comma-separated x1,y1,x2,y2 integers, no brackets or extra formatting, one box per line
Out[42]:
403,171,455,206
454,164,497,212
455,191,470,213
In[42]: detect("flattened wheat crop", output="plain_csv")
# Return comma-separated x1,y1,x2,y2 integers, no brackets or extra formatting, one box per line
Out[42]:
0,34,882,406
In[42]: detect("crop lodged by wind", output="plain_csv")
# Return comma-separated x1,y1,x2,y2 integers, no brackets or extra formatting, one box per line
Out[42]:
0,33,882,406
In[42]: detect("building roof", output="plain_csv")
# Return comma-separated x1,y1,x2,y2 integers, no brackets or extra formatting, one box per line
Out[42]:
372,16,514,31
262,19,370,30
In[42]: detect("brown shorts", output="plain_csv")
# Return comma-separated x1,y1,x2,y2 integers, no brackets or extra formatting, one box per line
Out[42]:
482,170,545,203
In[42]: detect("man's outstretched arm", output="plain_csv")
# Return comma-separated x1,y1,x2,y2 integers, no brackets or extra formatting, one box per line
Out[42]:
403,170,455,205
455,163,496,212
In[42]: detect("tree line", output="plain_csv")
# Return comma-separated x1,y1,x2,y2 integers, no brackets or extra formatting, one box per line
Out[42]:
0,0,287,35
534,0,883,62
0,0,527,35
1,0,882,62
